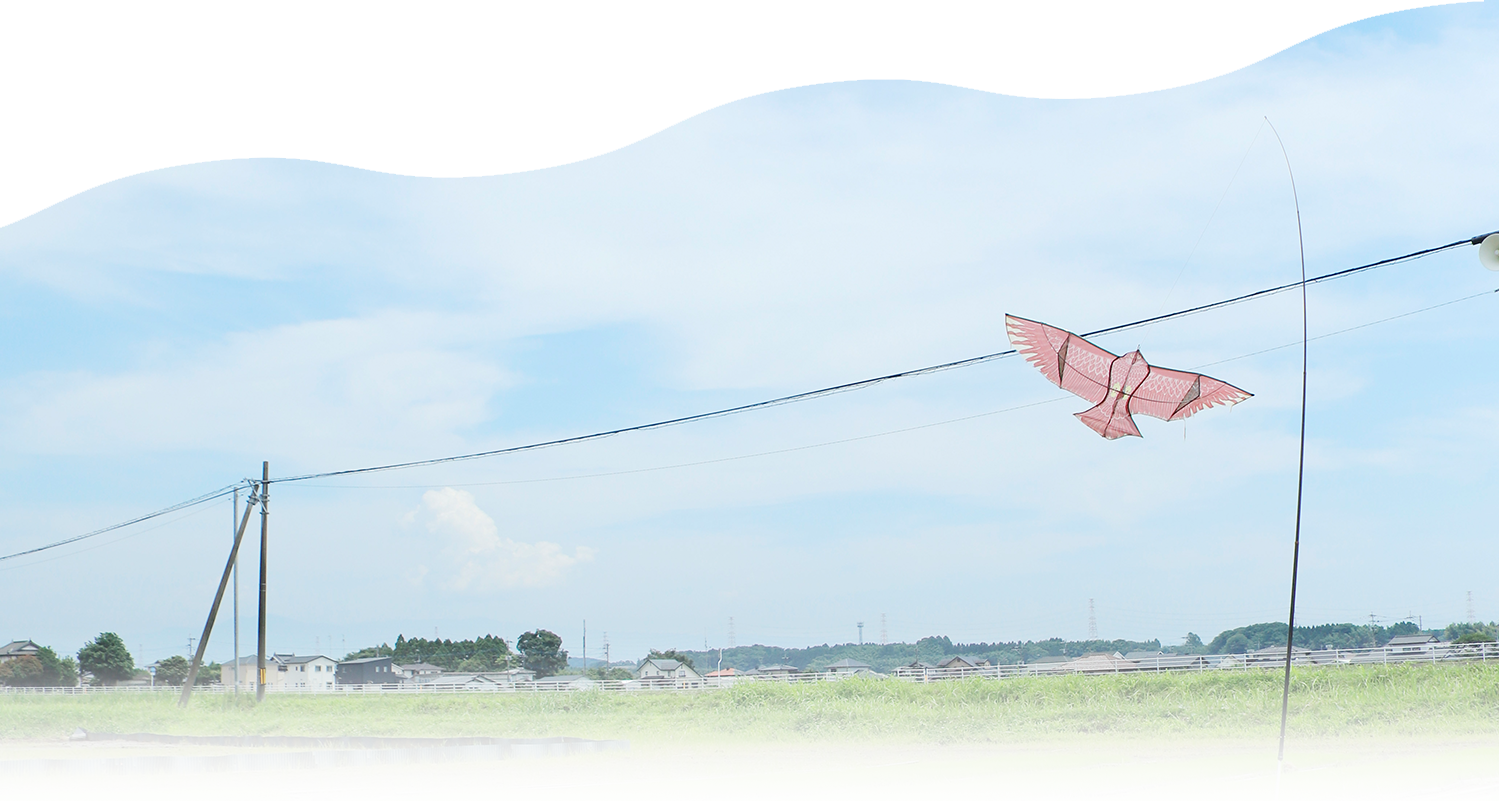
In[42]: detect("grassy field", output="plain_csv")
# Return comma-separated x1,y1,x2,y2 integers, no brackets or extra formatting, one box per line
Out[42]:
0,666,1493,798
4,663,1499,743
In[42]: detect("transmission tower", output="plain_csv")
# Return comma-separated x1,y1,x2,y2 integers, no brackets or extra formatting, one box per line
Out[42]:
727,616,736,649
880,613,887,646
1087,599,1098,641
1468,591,1477,624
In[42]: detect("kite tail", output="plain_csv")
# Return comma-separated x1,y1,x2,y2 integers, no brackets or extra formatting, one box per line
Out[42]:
1075,401,1141,439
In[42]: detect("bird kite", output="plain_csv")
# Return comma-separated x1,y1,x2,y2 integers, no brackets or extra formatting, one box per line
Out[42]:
1005,314,1251,439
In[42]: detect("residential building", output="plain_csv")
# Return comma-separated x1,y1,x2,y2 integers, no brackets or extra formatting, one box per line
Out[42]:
533,674,596,691
1386,634,1439,653
892,661,938,678
0,640,41,663
753,663,799,678
636,657,702,685
825,658,873,675
218,653,337,690
337,656,400,685
936,655,989,671
1069,652,1137,673
396,662,444,681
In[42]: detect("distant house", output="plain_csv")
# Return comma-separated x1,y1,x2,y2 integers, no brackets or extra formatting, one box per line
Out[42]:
824,658,873,676
419,673,502,689
279,655,338,690
219,653,336,690
0,640,41,663
704,669,746,687
533,674,596,691
337,656,400,685
936,655,989,671
637,658,702,684
1126,652,1209,671
396,662,444,681
1246,645,1312,665
487,667,537,684
753,664,799,678
1386,634,1439,653
1025,655,1071,674
892,661,938,678
1069,652,1137,673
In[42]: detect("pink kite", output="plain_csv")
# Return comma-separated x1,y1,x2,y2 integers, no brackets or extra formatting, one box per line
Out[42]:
1006,314,1252,439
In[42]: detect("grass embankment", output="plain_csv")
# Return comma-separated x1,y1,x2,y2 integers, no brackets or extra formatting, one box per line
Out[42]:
4,664,1498,743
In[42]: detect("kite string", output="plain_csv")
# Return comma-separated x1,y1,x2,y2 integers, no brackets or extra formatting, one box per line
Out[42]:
1156,119,1267,316
1266,118,1307,770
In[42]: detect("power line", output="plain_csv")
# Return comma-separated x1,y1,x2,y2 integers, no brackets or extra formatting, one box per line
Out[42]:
0,483,242,563
272,234,1486,485
1,232,1490,564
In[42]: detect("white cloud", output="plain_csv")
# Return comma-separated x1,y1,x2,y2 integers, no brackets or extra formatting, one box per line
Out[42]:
407,487,594,591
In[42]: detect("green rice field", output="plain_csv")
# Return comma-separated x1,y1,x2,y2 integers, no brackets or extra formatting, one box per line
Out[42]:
4,663,1498,743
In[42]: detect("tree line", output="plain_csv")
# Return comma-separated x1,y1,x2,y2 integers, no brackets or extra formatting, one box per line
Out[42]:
344,629,569,677
669,621,1498,675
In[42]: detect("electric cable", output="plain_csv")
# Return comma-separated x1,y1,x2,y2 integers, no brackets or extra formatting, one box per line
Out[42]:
1,232,1490,563
273,234,1486,484
0,483,244,563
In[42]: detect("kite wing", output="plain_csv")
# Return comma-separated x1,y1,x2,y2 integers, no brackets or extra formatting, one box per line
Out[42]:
1005,315,1116,405
1130,365,1252,422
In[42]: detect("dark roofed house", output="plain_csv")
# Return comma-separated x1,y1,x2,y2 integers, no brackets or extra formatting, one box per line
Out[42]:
825,658,873,675
337,656,399,685
936,655,989,672
397,662,444,681
0,640,41,663
753,663,800,679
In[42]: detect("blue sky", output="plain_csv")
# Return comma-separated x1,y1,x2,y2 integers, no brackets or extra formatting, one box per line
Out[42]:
1,3,1496,665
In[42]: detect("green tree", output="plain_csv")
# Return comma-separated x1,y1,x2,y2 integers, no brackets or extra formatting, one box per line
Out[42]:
78,632,135,685
647,649,696,669
0,655,44,686
196,662,221,686
35,647,79,688
516,629,567,677
154,655,191,686
1224,633,1251,654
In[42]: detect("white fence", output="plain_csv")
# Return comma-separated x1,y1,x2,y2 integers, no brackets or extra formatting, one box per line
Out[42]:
5,641,1496,696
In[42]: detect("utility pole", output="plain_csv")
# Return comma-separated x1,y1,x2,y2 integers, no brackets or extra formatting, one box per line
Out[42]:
178,482,260,706
257,461,269,703
603,632,609,669
232,487,240,694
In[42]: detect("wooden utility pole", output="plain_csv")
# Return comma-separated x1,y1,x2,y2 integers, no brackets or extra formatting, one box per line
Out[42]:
178,483,260,707
257,461,269,703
